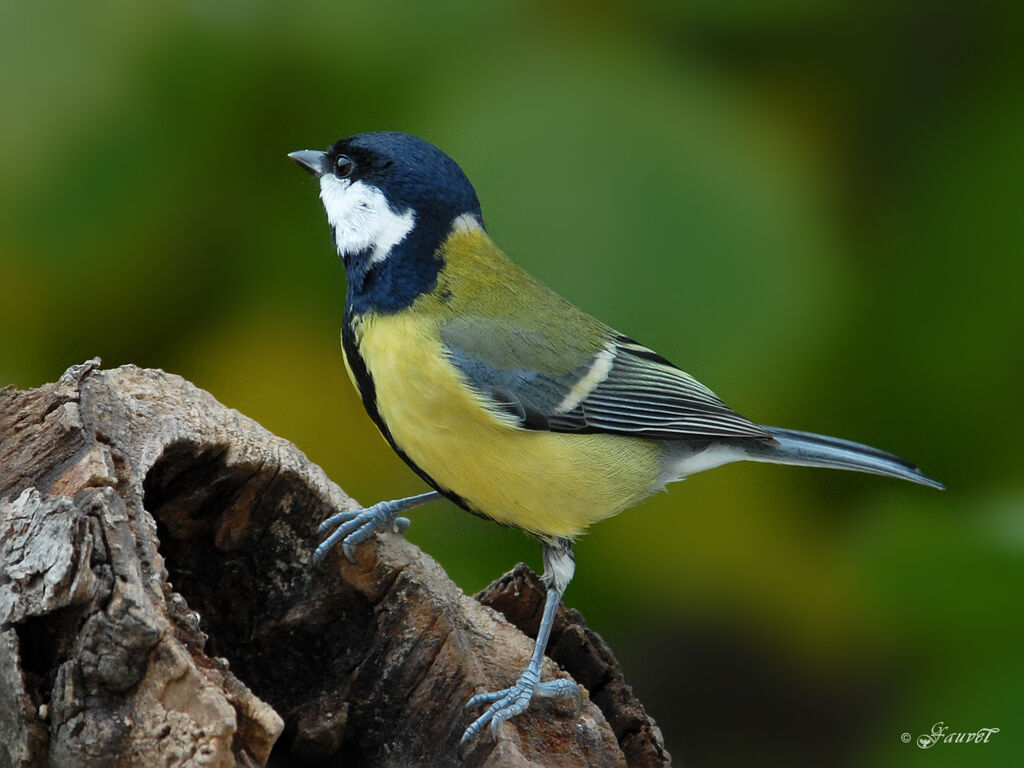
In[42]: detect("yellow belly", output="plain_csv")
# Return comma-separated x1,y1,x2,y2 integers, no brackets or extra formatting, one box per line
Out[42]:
348,311,661,539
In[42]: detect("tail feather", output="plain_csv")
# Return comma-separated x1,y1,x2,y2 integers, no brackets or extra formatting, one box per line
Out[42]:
749,426,945,490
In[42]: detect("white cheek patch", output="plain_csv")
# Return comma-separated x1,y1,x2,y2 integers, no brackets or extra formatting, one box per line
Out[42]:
319,175,416,265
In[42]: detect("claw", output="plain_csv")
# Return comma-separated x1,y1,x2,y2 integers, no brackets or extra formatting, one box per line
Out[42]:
317,508,360,535
464,690,504,711
460,677,580,745
313,492,439,565
314,502,400,564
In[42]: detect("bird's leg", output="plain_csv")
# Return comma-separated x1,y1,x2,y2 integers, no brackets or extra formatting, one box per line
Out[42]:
461,538,582,745
314,491,441,563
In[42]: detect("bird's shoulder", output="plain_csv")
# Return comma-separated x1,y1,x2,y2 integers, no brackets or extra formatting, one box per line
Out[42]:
424,227,767,441
428,224,612,363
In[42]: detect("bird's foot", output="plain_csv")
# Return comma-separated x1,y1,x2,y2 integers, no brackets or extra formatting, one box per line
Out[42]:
461,674,581,745
314,501,411,564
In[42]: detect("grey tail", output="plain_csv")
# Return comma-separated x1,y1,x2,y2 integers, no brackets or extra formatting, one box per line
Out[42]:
747,426,945,490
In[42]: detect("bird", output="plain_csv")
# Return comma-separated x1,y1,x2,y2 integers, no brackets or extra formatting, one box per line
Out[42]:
287,131,943,746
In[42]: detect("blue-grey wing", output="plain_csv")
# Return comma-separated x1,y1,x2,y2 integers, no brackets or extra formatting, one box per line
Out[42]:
441,317,769,441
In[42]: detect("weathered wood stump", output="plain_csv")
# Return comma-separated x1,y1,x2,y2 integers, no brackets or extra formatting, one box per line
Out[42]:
0,361,670,767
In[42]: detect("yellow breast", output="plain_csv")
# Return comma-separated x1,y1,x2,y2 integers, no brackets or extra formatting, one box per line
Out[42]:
346,309,661,540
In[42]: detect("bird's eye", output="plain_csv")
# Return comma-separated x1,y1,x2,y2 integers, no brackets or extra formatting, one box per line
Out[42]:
334,155,355,178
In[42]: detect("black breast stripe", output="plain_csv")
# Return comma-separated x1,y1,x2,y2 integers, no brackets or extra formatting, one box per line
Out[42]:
341,314,485,518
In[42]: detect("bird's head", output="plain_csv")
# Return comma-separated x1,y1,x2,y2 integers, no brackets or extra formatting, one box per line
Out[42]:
289,132,483,313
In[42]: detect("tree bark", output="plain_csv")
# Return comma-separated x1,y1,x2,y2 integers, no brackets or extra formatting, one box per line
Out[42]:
0,360,670,768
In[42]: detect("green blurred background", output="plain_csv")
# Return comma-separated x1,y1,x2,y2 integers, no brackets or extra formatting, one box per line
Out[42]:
2,1,1021,765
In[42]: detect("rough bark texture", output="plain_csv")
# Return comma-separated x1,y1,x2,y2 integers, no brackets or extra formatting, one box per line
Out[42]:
0,361,670,767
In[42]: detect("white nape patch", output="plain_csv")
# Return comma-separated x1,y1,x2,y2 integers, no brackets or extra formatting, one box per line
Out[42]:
449,212,483,235
319,175,415,265
556,342,617,413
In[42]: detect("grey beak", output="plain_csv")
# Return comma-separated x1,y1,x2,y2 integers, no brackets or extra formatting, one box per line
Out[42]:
288,149,327,177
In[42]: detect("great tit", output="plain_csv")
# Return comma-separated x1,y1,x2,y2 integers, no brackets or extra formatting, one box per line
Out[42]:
288,132,943,746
